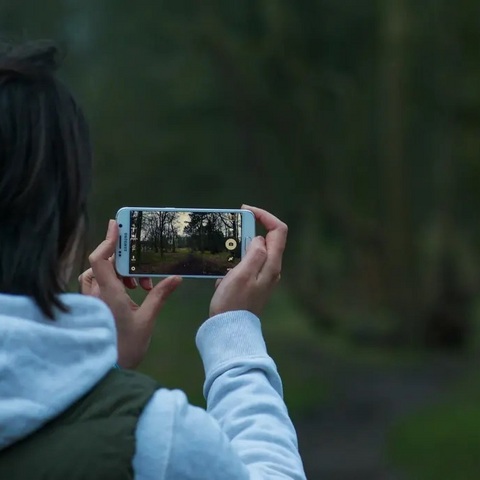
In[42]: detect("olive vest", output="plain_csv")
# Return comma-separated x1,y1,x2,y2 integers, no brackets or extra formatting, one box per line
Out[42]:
0,368,159,480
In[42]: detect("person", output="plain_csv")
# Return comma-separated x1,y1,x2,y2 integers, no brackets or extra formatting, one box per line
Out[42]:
0,40,306,479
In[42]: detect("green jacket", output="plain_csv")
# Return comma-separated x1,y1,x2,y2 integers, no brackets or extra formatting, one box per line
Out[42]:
0,369,159,480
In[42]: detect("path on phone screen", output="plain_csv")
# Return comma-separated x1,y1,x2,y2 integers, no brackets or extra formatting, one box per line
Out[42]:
291,346,470,480
160,253,227,276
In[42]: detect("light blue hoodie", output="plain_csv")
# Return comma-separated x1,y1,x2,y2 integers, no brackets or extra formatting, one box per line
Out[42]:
0,293,306,479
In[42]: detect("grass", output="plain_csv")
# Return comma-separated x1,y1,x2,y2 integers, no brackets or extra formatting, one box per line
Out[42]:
135,280,328,414
132,280,480,477
388,373,480,480
139,249,239,274
387,298,480,479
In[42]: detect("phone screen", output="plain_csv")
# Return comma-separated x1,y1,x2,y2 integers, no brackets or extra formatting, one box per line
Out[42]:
128,210,243,276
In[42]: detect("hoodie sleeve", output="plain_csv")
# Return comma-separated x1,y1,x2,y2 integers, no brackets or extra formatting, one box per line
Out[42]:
133,311,306,480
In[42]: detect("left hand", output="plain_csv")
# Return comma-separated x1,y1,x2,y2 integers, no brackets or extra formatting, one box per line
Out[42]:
79,219,182,369
209,205,287,318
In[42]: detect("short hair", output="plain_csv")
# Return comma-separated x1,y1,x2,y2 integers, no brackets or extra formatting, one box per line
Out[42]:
0,40,92,318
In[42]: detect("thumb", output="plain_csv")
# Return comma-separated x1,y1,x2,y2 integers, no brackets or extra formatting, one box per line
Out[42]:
89,220,119,290
137,276,182,323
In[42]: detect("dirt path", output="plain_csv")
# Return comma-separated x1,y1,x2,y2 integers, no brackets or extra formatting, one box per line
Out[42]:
141,253,228,275
293,353,470,479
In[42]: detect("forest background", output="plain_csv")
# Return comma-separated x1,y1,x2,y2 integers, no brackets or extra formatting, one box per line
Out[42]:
3,1,480,478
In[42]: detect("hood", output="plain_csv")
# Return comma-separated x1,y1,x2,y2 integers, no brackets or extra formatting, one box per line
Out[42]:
0,293,117,450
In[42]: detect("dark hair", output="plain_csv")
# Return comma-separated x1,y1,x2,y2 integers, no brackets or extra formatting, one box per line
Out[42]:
0,40,92,318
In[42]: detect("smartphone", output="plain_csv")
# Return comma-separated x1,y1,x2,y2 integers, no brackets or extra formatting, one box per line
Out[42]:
115,207,255,278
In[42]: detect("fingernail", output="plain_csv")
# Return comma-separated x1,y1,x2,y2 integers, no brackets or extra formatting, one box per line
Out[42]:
133,278,138,287
148,278,153,289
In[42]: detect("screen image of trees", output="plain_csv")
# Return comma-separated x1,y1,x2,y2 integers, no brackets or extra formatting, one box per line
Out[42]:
131,211,242,275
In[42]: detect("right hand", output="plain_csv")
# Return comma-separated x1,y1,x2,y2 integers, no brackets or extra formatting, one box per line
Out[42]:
209,205,288,317
80,220,182,369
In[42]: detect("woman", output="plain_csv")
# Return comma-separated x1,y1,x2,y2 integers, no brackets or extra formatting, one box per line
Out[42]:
0,40,305,479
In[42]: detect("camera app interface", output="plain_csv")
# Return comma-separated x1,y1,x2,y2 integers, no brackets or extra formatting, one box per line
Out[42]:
129,210,243,276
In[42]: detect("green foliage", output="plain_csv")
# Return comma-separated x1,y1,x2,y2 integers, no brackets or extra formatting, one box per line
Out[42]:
388,374,480,479
136,283,329,414
2,0,480,349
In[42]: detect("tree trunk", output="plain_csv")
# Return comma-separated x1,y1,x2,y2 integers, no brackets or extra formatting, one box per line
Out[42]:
171,221,176,253
423,1,472,349
378,0,418,343
135,211,143,265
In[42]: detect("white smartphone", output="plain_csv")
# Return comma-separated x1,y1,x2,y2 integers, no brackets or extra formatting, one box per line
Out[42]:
115,207,256,278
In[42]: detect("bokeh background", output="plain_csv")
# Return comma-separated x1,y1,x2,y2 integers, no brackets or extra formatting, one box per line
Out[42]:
3,1,480,478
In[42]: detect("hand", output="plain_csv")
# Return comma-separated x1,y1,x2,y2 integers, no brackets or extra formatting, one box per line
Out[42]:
79,220,182,369
209,205,288,317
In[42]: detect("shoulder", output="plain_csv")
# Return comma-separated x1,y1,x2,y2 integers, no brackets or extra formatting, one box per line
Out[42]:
133,388,249,480
80,369,159,419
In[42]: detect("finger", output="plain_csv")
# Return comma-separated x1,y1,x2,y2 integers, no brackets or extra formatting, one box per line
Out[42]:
242,204,287,279
231,236,267,279
137,276,182,323
108,255,123,274
78,267,94,294
108,254,134,287
242,204,288,253
78,267,102,297
139,277,154,291
78,268,93,285
89,219,120,289
214,278,222,290
123,277,137,289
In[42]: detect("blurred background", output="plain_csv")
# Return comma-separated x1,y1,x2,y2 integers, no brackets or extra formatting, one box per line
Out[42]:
3,1,480,478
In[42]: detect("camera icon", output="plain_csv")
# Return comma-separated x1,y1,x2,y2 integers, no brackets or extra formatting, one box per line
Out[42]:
225,238,237,251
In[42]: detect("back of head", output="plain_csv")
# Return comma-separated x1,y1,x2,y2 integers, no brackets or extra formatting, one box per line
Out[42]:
0,40,92,318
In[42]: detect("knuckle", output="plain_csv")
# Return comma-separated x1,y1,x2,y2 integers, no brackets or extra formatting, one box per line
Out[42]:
279,221,288,235
254,245,267,259
79,268,94,285
270,267,282,279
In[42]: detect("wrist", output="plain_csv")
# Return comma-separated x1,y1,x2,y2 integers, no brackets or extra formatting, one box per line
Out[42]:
196,311,267,374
